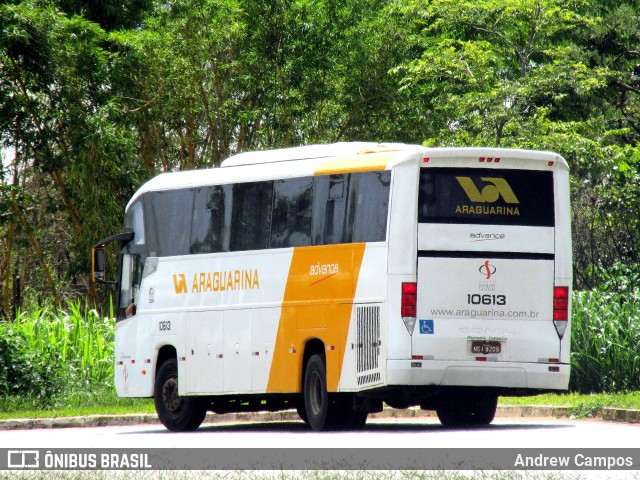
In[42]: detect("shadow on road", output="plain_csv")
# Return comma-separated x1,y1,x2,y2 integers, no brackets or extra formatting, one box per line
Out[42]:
122,418,575,435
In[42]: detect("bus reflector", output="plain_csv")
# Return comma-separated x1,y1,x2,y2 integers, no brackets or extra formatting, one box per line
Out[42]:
402,282,417,335
553,286,569,338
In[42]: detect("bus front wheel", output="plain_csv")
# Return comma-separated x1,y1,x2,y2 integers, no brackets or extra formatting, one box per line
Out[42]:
154,358,207,432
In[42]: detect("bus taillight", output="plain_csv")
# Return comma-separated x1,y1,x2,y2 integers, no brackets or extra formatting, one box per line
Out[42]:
401,282,417,335
553,286,569,338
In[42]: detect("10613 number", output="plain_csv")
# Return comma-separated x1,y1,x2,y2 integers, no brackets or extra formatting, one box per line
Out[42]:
467,294,506,306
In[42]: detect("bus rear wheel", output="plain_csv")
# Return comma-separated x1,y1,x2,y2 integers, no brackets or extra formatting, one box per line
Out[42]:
303,354,332,431
303,354,368,431
154,358,207,432
436,395,497,428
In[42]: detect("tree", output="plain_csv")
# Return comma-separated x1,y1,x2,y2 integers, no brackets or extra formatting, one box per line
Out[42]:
0,2,143,315
395,0,640,289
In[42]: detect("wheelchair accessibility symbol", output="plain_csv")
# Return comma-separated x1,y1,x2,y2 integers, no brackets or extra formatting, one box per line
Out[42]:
419,319,434,334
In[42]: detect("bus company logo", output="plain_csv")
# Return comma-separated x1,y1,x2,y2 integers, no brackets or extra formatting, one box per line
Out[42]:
172,269,260,294
455,177,521,217
479,260,496,280
469,232,506,242
456,177,519,204
309,262,339,286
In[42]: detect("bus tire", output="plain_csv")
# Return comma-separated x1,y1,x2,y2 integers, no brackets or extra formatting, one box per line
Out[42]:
436,395,497,428
154,358,207,432
342,409,368,430
303,354,345,431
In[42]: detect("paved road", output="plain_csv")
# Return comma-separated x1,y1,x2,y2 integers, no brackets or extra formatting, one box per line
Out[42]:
3,417,640,475
3,416,639,449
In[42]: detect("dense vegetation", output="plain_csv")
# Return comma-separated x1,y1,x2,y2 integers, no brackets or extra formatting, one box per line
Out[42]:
1,0,640,403
0,303,113,409
1,0,640,314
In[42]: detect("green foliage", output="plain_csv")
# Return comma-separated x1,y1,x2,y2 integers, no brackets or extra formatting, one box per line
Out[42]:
0,327,61,399
570,288,640,393
0,2,145,315
56,0,153,31
1,1,422,316
395,0,640,289
1,0,640,311
0,385,154,418
569,396,607,419
395,0,605,147
0,303,115,407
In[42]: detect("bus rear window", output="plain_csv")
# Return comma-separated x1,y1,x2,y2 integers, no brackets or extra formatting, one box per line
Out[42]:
419,168,554,227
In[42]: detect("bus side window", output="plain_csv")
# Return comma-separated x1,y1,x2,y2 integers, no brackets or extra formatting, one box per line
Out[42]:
119,253,143,318
312,174,348,246
118,200,149,320
348,171,391,243
132,202,146,245
271,177,312,248
151,189,194,256
191,185,229,253
230,181,273,251
325,174,348,245
418,172,437,222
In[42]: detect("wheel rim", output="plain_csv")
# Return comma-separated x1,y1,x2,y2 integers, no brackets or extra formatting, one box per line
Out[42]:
162,375,182,413
309,370,323,416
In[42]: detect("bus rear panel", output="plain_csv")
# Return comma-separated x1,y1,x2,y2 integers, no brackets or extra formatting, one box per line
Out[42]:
386,150,571,413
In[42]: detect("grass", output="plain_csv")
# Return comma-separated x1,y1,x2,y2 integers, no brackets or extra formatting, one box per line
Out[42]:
500,392,640,418
0,387,154,420
0,303,114,402
1,390,639,421
569,289,640,393
500,391,640,409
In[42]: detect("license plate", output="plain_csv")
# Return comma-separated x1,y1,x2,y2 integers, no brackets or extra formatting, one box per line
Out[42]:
471,340,501,355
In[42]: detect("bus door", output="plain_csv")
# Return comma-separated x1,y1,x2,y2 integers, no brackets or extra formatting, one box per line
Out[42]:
413,166,560,367
118,200,149,320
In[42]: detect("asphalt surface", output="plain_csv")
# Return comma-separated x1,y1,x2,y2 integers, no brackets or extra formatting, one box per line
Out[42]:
2,405,639,430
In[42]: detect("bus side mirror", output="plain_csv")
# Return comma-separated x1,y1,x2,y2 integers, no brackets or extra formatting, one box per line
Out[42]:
92,230,133,289
92,247,106,283
92,246,116,289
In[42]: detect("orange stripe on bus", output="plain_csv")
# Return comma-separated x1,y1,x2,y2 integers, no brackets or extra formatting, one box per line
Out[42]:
266,244,366,393
314,152,396,175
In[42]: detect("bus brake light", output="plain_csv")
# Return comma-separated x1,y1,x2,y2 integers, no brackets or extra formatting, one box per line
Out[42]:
553,286,569,338
401,282,417,335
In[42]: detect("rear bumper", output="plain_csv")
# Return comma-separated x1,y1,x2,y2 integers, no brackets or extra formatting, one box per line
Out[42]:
386,359,569,391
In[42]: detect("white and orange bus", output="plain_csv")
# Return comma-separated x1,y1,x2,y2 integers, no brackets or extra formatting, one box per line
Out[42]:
92,143,572,431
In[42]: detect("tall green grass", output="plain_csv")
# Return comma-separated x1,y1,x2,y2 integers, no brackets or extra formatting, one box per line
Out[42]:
0,303,115,406
570,289,640,393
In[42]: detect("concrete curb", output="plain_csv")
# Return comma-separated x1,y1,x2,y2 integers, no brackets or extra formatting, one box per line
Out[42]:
2,405,639,430
601,407,640,424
